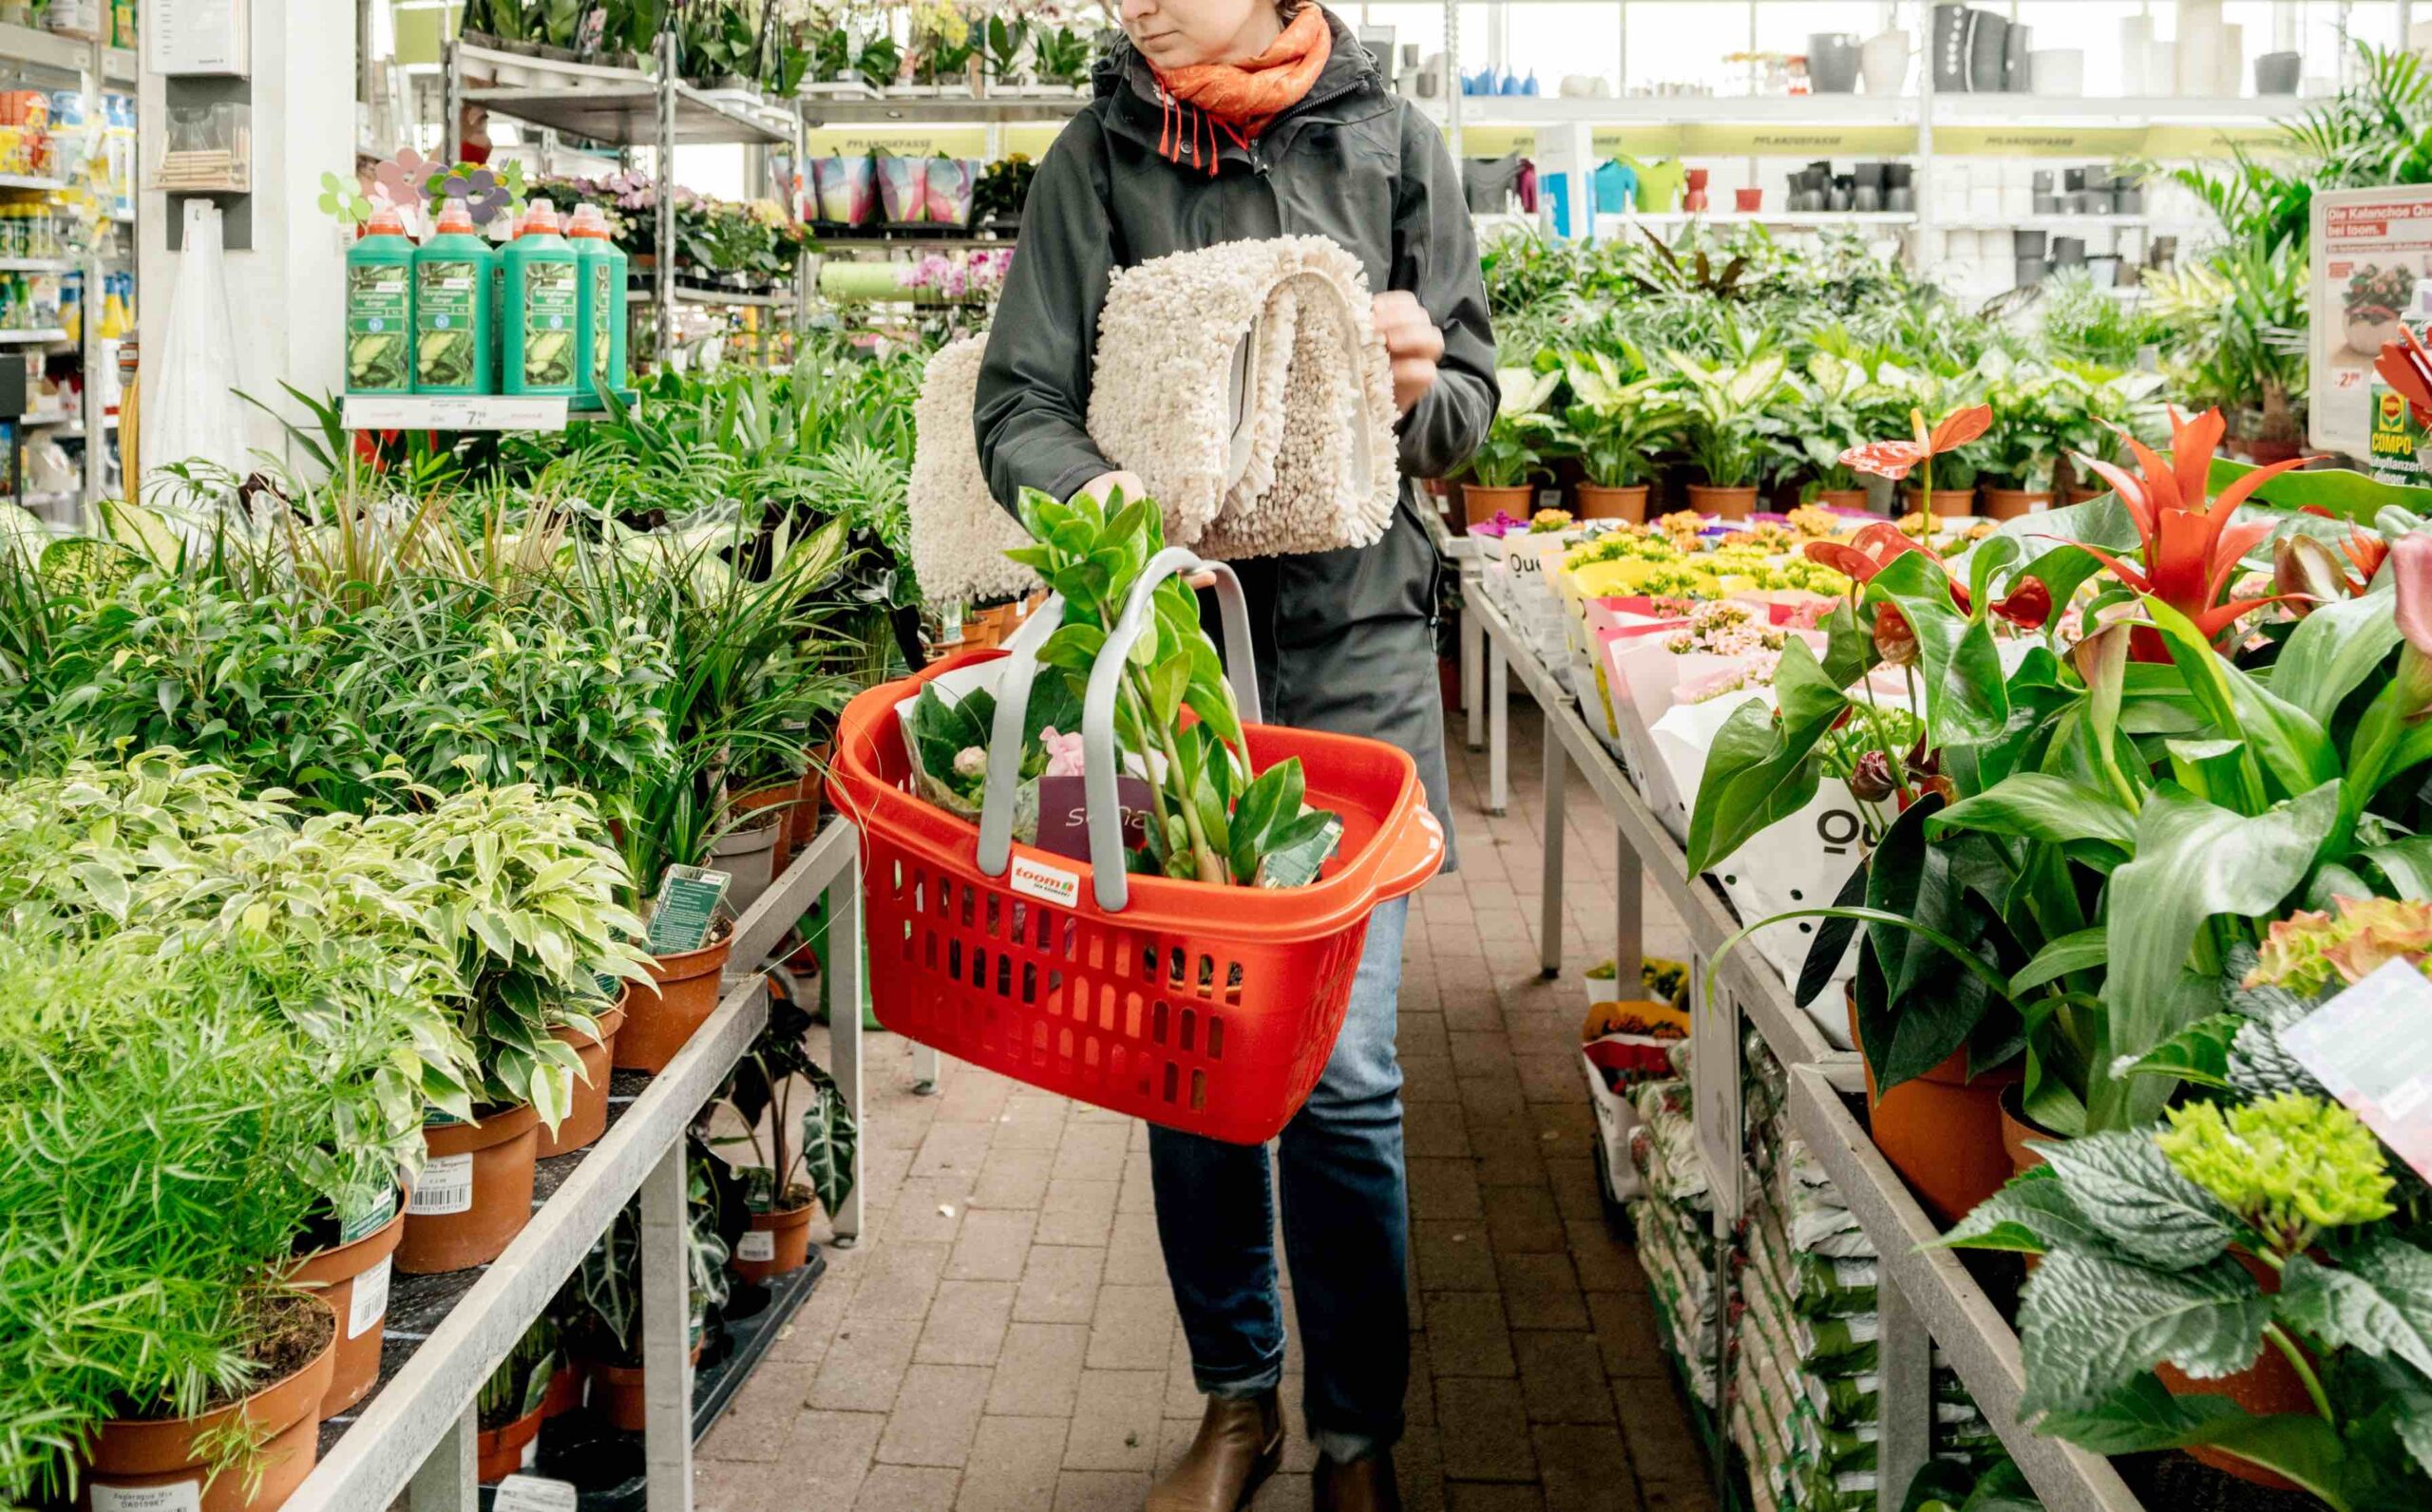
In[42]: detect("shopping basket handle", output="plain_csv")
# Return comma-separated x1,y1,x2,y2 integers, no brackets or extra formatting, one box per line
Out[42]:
1374,806,1448,903
1082,547,1260,911
975,595,1072,878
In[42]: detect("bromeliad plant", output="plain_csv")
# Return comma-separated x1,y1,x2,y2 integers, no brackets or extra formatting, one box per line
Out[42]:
993,487,1346,887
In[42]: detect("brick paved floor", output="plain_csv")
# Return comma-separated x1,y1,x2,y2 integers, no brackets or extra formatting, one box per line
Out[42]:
695,700,1718,1512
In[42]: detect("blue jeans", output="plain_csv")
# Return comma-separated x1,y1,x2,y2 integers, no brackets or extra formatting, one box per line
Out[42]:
1150,897,1410,1465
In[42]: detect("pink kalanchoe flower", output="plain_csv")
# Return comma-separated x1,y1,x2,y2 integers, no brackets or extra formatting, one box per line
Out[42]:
1040,726,1086,778
2395,533,2432,660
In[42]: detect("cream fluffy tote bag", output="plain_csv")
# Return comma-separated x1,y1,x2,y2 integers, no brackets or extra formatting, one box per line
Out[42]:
907,235,1402,607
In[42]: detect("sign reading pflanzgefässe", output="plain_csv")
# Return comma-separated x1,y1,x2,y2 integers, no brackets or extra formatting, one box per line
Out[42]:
2310,186,2432,459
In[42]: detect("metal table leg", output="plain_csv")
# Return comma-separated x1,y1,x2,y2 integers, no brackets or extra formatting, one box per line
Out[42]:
406,1404,474,1512
1539,711,1566,980
641,1145,694,1512
1875,1272,1934,1512
1486,644,1508,817
1613,827,1644,1001
912,1042,942,1095
1462,601,1485,752
826,857,866,1247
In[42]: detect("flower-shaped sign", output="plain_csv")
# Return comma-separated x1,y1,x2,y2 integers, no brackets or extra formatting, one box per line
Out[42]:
317,170,371,227
429,159,529,231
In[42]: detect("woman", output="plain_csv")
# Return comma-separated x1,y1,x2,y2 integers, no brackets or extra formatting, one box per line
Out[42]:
974,3,1493,1508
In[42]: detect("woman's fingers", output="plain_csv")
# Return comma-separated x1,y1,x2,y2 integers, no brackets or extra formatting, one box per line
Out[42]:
1392,355,1439,415
1375,291,1445,413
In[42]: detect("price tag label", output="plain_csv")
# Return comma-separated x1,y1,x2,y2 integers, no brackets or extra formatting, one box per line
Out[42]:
348,1256,392,1339
646,865,731,955
738,1230,777,1263
1690,956,1745,1225
91,1483,202,1512
2279,961,2432,1182
408,1153,475,1217
493,1476,580,1512
339,1186,397,1246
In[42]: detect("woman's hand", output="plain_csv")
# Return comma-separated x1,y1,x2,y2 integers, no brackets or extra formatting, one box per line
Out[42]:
1374,291,1445,416
1072,470,1148,506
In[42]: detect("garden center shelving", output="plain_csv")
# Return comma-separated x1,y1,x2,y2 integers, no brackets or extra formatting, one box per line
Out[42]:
0,20,135,520
285,821,872,1512
1449,545,2151,1512
442,32,808,366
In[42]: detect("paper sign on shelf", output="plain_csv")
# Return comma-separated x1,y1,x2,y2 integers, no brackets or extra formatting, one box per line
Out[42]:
1689,955,1745,1225
407,1153,475,1217
2310,185,2432,460
494,1476,581,1512
2278,960,2432,1182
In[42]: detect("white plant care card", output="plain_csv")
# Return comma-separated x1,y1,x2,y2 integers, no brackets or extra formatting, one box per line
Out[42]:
2279,959,2432,1181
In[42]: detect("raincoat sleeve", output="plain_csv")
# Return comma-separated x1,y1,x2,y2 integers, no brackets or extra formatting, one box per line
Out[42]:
975,116,1121,514
1388,104,1497,482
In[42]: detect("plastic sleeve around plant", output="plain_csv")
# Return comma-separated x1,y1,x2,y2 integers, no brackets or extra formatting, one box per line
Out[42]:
975,603,1070,878
1085,548,1261,911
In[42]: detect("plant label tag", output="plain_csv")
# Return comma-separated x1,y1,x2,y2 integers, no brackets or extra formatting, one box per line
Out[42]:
2279,960,2432,1181
91,1484,202,1512
339,1185,397,1245
1035,775,1152,860
349,1256,392,1339
408,1153,476,1217
1689,957,1746,1225
647,866,731,954
494,1476,580,1512
1007,854,1080,908
738,1230,777,1262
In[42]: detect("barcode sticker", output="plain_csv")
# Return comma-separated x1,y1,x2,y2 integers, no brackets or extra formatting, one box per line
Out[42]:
494,1477,580,1512
408,1153,475,1216
91,1484,202,1512
738,1230,776,1262
349,1256,392,1339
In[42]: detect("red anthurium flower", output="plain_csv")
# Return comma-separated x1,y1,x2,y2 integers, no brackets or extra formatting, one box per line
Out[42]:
2376,328,2432,428
2066,406,2315,657
1872,602,1920,666
1990,578,2052,630
1839,439,1926,482
1804,522,1971,615
1925,403,1994,454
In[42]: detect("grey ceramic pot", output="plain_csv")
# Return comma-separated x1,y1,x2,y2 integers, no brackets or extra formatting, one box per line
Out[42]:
1809,33,1861,92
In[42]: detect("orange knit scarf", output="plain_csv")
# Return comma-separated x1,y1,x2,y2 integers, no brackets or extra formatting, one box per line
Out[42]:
1151,8,1331,172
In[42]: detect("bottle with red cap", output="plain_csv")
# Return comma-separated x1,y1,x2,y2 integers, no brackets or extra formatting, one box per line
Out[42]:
565,202,628,404
503,200,580,397
343,202,414,393
412,198,497,394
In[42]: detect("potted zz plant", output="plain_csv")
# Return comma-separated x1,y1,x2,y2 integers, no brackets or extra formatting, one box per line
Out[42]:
712,989,860,1283
1463,367,1562,528
1558,348,1680,522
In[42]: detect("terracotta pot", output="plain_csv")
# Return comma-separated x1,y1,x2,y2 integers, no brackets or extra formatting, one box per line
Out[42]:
539,998,628,1159
709,807,785,917
1853,1001,2021,1226
2244,436,2304,464
1813,489,1868,510
588,1342,704,1434
732,781,802,871
1734,186,1763,212
538,1356,585,1421
1685,483,1758,515
1574,482,1649,521
1979,487,2051,520
959,616,1000,650
732,1197,818,1284
1909,486,1977,517
398,1103,542,1275
1461,482,1534,528
2059,485,2104,506
476,1400,545,1482
1999,1083,2052,1178
288,1201,406,1419
2156,1249,2315,1490
79,1295,337,1512
616,926,736,1073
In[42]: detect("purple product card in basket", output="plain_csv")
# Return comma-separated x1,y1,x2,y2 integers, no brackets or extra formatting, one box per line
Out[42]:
1035,775,1154,862
2278,960,2432,1182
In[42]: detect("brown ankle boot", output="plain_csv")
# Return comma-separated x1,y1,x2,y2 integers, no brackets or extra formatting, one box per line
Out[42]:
1313,1452,1401,1512
1145,1391,1282,1512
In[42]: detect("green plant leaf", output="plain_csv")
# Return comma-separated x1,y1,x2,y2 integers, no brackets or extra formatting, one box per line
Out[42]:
2007,926,2109,997
1867,550,2008,747
2281,1236,2432,1381
2120,1013,2242,1089
2018,1246,2271,1415
1937,1166,2101,1255
1931,773,2136,852
2036,1375,2353,1508
1684,635,1846,874
2270,588,2405,727
797,1059,858,1218
2039,1129,2236,1268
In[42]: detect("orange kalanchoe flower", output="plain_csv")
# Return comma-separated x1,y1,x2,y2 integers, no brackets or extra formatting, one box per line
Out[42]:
2068,406,2316,655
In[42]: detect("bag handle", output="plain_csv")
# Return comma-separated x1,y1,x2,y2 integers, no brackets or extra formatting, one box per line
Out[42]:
974,548,1262,913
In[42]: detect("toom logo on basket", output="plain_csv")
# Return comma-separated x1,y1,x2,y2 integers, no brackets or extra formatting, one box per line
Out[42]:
1009,855,1080,907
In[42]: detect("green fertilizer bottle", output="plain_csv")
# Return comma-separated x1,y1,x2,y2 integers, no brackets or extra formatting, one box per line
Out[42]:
502,202,581,396
344,203,414,393
411,198,496,394
566,202,628,405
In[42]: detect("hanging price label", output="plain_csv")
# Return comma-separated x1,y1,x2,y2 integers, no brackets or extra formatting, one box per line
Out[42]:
493,1476,580,1512
738,1230,777,1263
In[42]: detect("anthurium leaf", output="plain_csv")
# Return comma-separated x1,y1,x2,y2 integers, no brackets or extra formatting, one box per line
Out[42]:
2270,588,2404,727
2007,926,2108,998
1867,551,2008,746
797,1059,858,1217
1931,773,2136,853
2281,1237,2432,1381
2144,595,2340,804
2096,780,2342,1131
1936,1165,2100,1256
2041,1129,2235,1268
2018,1247,2271,1415
1684,636,1845,874
2120,1013,2241,1089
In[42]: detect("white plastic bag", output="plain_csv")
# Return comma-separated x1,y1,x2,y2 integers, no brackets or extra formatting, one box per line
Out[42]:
142,200,249,530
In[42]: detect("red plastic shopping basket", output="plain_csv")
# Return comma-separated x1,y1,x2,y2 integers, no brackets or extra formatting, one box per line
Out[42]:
828,650,1445,1144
